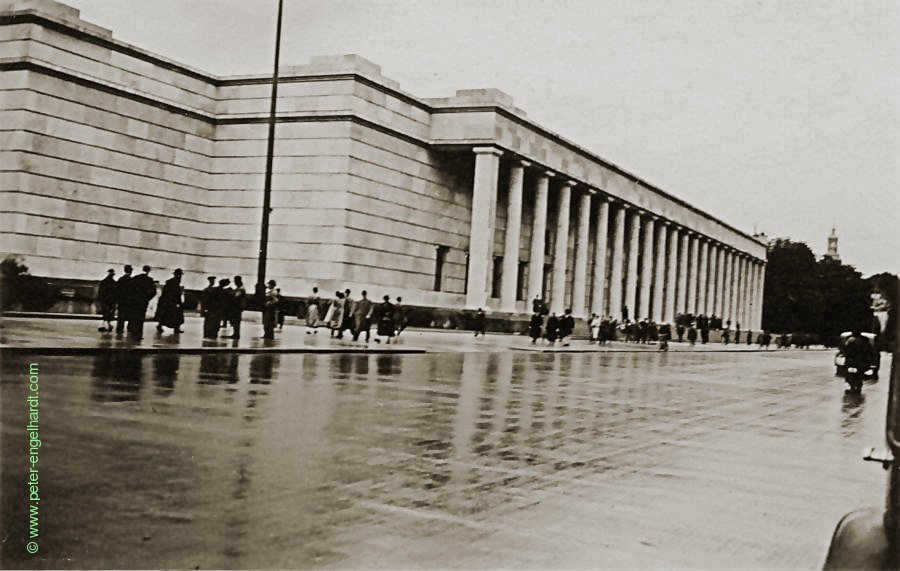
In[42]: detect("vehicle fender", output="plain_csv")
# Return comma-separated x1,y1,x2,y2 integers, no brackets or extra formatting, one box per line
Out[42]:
823,508,891,570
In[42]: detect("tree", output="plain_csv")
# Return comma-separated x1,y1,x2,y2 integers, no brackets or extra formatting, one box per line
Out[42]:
0,256,59,312
761,239,874,346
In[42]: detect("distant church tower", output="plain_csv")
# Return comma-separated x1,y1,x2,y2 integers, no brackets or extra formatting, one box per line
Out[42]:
825,227,841,262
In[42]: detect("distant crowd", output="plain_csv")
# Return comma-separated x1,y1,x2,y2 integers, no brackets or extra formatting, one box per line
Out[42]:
95,265,407,343
95,266,805,350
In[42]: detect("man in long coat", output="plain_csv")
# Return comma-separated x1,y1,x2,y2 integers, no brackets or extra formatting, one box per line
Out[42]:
115,264,133,334
155,268,184,334
228,276,246,339
351,290,374,342
262,280,278,340
200,277,218,339
127,265,157,339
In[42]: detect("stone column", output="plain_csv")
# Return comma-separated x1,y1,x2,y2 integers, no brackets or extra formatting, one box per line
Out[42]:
624,208,641,321
715,246,726,319
731,251,740,326
737,256,747,328
664,224,678,323
687,233,700,316
758,262,767,331
572,190,592,317
590,197,610,316
550,180,572,314
638,214,654,320
527,171,551,302
697,238,709,316
465,147,502,308
608,203,627,320
676,229,689,315
652,217,667,323
500,159,528,312
723,249,734,325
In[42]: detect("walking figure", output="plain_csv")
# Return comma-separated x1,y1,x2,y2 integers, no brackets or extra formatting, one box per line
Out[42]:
97,268,116,332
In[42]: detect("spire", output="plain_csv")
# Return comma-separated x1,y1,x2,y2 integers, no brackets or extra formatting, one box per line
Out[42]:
825,227,840,262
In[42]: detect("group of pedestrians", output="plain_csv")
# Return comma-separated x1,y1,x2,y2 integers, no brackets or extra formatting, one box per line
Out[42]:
312,288,407,344
522,298,576,346
96,265,160,340
199,275,247,339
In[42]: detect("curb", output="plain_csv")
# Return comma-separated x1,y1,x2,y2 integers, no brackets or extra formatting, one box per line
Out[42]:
0,346,427,356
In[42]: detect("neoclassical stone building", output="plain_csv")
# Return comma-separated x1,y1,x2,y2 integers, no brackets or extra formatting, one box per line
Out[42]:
0,0,767,327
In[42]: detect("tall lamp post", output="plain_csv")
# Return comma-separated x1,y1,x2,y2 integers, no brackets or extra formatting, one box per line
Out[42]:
256,0,284,300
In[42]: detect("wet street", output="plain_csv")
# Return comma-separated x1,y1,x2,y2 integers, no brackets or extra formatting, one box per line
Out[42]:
1,350,890,569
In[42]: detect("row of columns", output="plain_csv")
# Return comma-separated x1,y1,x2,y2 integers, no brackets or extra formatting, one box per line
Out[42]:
465,147,766,328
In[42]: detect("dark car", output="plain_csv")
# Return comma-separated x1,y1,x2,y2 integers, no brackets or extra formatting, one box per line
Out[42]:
823,336,899,568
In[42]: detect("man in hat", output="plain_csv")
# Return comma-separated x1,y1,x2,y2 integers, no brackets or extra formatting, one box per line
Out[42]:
128,265,157,339
228,276,246,339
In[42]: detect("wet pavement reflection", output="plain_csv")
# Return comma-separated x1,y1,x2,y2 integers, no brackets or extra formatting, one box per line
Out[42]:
0,350,890,569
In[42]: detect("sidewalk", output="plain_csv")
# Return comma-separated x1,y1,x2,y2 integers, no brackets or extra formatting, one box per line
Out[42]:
0,314,827,354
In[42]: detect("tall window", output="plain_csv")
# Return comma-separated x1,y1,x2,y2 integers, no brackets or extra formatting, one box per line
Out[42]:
491,256,503,298
434,245,449,292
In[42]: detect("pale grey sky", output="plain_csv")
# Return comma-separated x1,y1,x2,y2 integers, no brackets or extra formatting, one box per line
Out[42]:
65,0,900,276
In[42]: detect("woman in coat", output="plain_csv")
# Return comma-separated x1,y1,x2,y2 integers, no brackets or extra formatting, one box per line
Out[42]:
375,295,395,344
155,269,184,334
529,312,543,344
328,291,345,338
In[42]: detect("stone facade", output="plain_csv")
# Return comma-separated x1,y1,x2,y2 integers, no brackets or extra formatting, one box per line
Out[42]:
0,0,767,328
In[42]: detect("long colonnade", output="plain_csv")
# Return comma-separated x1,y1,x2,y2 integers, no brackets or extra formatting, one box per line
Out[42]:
465,147,766,330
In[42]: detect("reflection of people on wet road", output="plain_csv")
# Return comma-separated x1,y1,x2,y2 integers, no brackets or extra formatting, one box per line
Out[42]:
262,280,278,340
127,265,157,340
97,268,116,332
114,264,133,334
155,268,184,334
473,308,486,337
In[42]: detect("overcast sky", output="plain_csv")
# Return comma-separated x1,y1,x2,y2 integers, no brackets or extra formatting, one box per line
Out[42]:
65,0,900,276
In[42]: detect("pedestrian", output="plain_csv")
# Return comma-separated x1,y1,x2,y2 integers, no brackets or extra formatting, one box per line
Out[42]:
659,323,671,351
638,319,648,344
128,265,157,339
473,308,486,337
327,291,345,338
687,324,698,346
599,316,612,345
352,290,374,342
97,268,116,332
393,296,407,337
275,288,286,331
559,308,575,346
722,327,730,344
700,321,710,344
529,312,543,344
305,286,320,334
262,280,278,339
228,276,246,339
545,313,559,345
114,264,133,334
200,277,219,339
588,313,600,343
375,295,396,344
340,288,354,338
676,322,685,343
746,329,753,345
154,268,184,334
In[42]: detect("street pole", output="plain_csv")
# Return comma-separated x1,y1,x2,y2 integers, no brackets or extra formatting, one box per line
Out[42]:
256,0,284,300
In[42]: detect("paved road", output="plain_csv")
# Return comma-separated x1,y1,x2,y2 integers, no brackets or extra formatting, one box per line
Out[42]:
1,350,890,569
